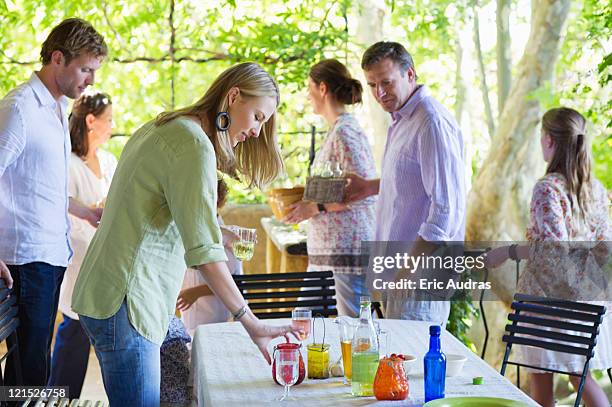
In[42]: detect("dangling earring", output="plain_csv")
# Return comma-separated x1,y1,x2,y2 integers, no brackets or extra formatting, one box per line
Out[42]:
215,111,231,132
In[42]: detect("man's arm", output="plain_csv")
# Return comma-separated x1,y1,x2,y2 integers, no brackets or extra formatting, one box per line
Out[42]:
69,198,103,228
0,103,25,179
344,174,380,204
417,119,465,242
0,260,13,289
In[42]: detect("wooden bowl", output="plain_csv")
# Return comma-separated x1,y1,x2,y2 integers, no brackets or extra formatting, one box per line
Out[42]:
267,187,304,220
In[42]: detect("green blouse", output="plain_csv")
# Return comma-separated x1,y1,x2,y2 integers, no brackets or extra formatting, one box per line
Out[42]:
72,116,227,344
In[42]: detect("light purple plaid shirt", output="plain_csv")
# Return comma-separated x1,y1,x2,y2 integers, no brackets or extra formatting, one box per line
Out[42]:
375,85,466,242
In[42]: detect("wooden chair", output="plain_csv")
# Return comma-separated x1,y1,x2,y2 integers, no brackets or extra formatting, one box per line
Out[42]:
500,293,606,407
0,278,21,389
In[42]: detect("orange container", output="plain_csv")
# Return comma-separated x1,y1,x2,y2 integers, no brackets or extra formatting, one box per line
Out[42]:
373,356,409,400
267,187,304,220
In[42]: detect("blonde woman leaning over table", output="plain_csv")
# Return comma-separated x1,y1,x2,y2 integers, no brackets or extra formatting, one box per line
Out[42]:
48,92,116,399
284,59,376,317
485,107,611,407
71,63,302,407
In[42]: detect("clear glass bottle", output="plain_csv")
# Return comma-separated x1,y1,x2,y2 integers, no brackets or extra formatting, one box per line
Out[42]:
351,296,379,396
424,325,446,402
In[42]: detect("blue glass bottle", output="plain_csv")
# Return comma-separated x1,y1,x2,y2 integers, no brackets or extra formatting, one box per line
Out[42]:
424,325,446,402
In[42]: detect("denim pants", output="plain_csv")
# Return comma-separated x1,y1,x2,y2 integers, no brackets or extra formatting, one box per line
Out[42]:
80,301,160,407
48,314,90,399
6,262,65,386
333,273,368,317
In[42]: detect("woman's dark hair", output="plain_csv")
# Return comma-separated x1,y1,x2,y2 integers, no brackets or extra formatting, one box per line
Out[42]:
542,107,593,220
217,178,229,209
309,59,362,105
69,92,112,157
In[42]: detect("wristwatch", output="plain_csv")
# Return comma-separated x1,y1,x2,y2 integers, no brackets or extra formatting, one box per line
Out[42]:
317,203,327,213
508,244,519,261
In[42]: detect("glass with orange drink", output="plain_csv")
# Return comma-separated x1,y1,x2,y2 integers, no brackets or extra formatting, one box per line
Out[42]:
335,317,356,384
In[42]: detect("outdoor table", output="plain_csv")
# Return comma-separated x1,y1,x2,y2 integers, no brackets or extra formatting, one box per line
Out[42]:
260,216,308,274
190,318,537,406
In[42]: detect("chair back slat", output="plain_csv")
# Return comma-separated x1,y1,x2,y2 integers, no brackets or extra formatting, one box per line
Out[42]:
249,299,336,310
0,295,16,317
234,271,333,282
250,309,338,320
236,279,335,290
502,335,593,357
507,314,598,334
0,317,19,344
243,289,335,300
504,324,595,346
511,302,603,324
514,293,606,314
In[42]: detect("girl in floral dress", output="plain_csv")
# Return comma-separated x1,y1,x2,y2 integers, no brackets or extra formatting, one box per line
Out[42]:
486,107,611,406
284,59,376,317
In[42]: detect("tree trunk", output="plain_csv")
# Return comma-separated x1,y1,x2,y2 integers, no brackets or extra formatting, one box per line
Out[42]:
467,0,571,243
354,0,391,172
473,5,496,138
496,0,512,115
454,34,466,125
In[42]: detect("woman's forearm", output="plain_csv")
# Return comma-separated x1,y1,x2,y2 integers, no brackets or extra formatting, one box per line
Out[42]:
196,262,259,330
196,262,245,313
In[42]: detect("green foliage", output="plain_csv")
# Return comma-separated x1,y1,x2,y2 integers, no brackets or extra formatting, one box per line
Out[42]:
0,0,350,203
448,295,480,352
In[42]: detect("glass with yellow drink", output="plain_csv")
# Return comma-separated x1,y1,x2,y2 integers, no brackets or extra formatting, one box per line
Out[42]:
335,317,356,384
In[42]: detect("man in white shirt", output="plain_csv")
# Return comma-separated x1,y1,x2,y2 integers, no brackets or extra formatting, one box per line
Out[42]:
0,18,107,386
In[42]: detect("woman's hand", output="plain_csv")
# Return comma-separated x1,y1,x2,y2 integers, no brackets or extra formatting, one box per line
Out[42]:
283,200,318,224
484,246,510,268
219,225,241,249
242,317,303,364
176,287,202,311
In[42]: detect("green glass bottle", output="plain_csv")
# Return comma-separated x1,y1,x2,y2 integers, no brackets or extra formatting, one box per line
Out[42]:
351,296,379,396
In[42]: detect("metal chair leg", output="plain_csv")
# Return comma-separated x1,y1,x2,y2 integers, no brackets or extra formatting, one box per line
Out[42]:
480,267,489,359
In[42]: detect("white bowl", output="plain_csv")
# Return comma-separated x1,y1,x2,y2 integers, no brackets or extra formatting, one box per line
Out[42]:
446,354,467,376
401,355,417,375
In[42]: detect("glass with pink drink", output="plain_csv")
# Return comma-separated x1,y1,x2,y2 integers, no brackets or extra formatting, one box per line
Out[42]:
291,309,312,341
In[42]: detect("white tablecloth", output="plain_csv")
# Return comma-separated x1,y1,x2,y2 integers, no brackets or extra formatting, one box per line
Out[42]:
191,319,537,406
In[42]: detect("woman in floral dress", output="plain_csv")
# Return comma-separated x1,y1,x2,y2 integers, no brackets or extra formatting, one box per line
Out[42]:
486,107,611,407
284,59,376,317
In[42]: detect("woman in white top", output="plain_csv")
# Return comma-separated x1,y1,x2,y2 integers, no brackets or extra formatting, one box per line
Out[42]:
48,92,116,399
177,178,244,336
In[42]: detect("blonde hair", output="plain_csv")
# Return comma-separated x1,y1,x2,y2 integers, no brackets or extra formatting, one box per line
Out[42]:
542,107,593,221
156,62,283,188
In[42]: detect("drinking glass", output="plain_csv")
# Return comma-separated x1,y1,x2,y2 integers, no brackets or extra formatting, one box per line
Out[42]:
375,321,388,359
274,348,300,401
226,226,257,261
334,318,356,384
330,162,343,177
291,309,312,341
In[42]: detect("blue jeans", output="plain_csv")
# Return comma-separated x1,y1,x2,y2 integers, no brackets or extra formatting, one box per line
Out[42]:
48,314,90,399
6,262,65,386
333,273,368,317
80,301,160,407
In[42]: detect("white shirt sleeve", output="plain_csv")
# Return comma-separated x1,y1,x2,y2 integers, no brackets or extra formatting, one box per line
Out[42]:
0,103,25,178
